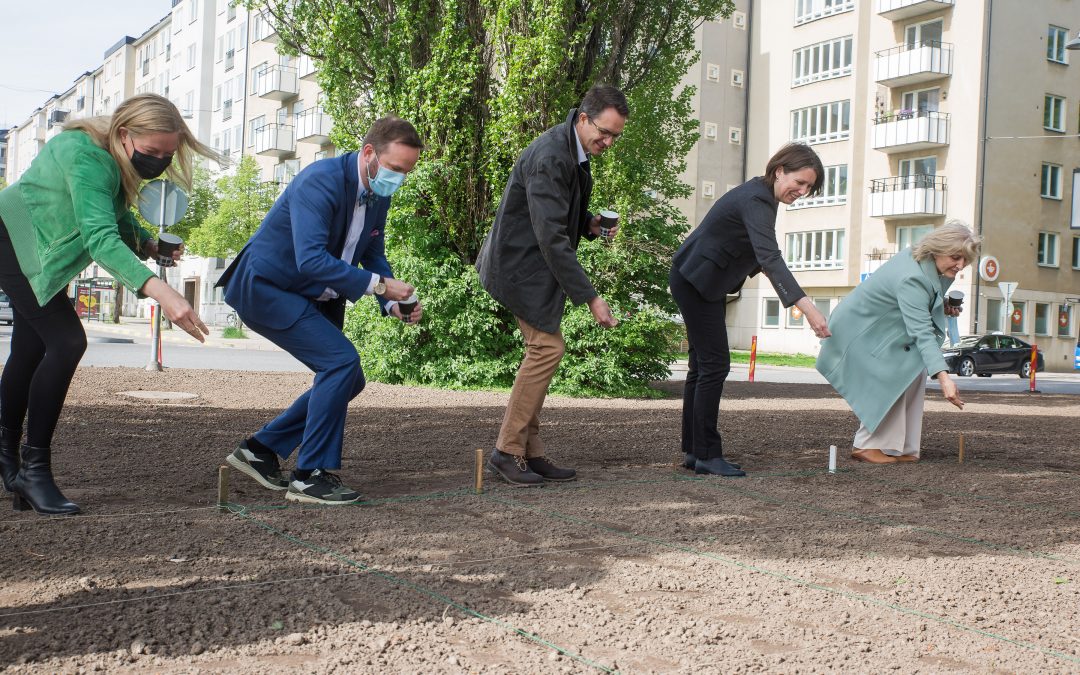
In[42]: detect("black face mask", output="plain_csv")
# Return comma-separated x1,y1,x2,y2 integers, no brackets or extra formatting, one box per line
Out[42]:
130,148,173,179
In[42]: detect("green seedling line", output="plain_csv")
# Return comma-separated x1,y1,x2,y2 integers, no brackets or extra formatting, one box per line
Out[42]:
227,503,619,674
481,493,1080,666
688,479,1079,567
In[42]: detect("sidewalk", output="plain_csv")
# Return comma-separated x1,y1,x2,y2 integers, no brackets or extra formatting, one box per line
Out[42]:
80,316,282,352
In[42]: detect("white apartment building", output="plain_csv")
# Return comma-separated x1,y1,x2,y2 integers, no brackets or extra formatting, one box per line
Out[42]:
730,0,1080,371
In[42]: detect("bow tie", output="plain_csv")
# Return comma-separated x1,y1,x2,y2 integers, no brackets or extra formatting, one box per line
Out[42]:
360,190,377,207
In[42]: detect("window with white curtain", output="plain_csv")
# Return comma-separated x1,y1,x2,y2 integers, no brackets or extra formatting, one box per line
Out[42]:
784,230,846,270
792,36,853,86
791,100,850,144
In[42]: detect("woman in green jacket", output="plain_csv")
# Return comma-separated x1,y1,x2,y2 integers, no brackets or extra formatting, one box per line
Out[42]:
816,221,979,464
0,94,217,515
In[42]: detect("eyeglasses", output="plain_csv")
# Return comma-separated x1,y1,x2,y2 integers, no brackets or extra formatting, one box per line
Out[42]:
588,117,622,142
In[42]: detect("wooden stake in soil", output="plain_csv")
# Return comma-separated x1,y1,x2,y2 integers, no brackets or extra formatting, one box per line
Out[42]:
475,448,485,494
958,434,965,464
218,465,230,512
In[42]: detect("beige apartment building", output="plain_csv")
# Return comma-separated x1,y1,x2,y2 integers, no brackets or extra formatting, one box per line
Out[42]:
726,0,1080,372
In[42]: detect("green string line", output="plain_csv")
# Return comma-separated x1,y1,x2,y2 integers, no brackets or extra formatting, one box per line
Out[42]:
684,479,1080,566
481,493,1080,666
226,503,620,674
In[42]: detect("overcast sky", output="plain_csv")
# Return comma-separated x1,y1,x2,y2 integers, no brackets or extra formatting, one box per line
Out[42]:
0,1,174,128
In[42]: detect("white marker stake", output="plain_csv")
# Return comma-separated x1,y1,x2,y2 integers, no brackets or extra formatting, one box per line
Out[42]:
828,445,837,474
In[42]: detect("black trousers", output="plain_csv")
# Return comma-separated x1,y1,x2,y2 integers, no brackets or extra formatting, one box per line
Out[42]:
0,217,86,448
669,267,731,460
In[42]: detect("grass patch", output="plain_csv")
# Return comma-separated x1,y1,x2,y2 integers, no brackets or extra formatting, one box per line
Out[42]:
675,350,817,369
222,326,247,339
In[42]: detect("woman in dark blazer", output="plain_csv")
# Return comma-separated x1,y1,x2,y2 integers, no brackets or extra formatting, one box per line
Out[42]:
670,143,832,476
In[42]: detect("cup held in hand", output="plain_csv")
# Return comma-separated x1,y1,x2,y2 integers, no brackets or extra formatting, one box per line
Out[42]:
156,232,183,267
398,293,419,318
598,209,619,239
946,289,964,309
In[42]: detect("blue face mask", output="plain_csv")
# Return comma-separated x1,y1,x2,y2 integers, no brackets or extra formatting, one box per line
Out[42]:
367,152,406,197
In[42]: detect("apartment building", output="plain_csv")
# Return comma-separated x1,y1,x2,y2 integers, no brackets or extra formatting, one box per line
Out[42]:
730,0,1080,371
0,129,7,184
676,1,752,228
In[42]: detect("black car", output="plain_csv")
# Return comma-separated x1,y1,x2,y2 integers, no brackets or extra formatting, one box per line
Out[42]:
942,334,1045,378
0,292,11,326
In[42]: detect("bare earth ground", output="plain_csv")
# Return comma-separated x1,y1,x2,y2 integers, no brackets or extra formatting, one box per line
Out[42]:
1,366,1079,674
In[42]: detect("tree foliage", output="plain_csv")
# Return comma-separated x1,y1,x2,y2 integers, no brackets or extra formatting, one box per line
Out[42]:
187,155,278,259
258,0,734,397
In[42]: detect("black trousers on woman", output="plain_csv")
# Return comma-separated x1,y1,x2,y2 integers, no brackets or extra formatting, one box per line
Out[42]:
669,266,730,460
0,218,87,448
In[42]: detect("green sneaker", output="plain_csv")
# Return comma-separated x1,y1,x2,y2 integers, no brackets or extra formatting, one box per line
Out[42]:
226,441,289,491
285,470,361,505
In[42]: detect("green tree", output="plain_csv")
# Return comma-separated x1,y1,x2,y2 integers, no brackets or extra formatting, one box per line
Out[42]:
260,0,734,397
187,155,277,259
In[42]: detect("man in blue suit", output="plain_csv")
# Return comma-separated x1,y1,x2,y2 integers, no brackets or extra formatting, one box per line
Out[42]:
217,116,423,505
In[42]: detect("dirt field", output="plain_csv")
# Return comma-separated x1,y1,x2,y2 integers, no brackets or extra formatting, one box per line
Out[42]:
1,366,1079,673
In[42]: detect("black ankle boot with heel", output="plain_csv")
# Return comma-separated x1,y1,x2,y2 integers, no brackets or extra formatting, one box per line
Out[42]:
0,427,20,492
11,444,80,515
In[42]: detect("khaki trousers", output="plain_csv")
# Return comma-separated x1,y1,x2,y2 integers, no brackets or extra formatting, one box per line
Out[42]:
496,318,565,457
854,369,927,458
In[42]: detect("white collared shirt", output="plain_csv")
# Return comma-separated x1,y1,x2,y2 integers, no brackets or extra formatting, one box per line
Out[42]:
316,154,380,302
574,122,589,164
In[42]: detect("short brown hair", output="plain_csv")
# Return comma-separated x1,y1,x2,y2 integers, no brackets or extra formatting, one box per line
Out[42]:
763,143,825,197
580,85,629,119
363,115,423,153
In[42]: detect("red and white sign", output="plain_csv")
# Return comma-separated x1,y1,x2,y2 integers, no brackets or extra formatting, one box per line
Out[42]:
979,255,1000,282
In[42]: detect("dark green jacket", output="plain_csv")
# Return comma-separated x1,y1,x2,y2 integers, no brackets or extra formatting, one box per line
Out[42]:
0,130,153,306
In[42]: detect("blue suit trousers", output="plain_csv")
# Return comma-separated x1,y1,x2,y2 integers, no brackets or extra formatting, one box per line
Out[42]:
240,302,365,470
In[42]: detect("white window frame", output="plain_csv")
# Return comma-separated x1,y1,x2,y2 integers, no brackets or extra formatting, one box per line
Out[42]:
1011,301,1026,334
728,127,743,144
730,69,745,88
703,122,718,140
784,229,846,270
732,10,747,29
1037,231,1059,267
1059,304,1073,338
897,224,933,252
792,36,853,87
1045,94,1066,132
702,181,716,199
905,19,943,48
763,298,781,328
1048,25,1069,64
790,100,850,144
706,63,721,82
788,165,847,209
985,298,1002,333
1041,163,1063,199
1072,236,1080,269
794,0,855,26
1034,302,1052,336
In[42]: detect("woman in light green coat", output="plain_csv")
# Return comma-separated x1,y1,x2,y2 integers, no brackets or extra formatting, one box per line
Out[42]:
816,221,980,463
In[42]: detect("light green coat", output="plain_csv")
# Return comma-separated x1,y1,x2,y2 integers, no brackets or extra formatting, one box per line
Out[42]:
0,130,153,306
816,249,951,433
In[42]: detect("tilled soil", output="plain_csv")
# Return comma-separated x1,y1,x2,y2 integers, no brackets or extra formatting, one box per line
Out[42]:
1,367,1078,673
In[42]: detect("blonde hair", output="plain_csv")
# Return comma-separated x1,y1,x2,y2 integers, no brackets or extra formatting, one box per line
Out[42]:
64,93,223,206
912,219,982,264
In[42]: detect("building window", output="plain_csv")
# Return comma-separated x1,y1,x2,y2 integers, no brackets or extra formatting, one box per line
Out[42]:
791,100,851,144
784,229,846,270
1058,304,1073,337
732,10,747,29
1041,163,1063,199
1072,236,1080,268
728,127,743,144
703,122,718,140
189,0,199,24
1044,94,1066,132
706,63,721,82
730,69,745,88
1048,25,1069,64
788,165,847,209
701,181,716,199
187,44,197,71
763,299,780,328
792,36,853,87
986,298,1002,333
788,304,805,327
1038,232,1059,266
1035,303,1051,335
897,224,933,252
1011,301,1026,333
814,298,832,319
794,0,855,26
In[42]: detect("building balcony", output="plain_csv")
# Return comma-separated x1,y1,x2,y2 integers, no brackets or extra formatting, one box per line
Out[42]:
874,41,953,87
877,0,954,21
254,65,298,101
298,54,317,81
253,124,295,158
296,109,333,144
872,110,950,153
869,175,947,219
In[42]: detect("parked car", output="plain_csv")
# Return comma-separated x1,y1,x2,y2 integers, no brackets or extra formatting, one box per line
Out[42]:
942,334,1045,378
0,293,12,325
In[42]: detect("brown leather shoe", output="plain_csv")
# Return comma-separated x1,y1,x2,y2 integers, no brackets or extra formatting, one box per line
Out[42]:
894,454,920,463
851,448,899,464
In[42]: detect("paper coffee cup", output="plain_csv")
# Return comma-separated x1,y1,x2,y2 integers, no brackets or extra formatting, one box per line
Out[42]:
156,232,183,267
398,293,419,318
946,289,964,308
598,209,619,238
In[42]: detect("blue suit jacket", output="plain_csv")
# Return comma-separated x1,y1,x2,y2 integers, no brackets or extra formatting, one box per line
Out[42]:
219,152,394,330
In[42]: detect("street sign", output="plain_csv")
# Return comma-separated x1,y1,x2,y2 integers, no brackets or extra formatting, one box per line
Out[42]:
137,179,189,228
980,255,1000,282
998,281,1017,303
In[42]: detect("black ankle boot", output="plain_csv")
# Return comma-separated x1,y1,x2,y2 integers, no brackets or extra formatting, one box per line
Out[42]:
11,444,80,515
0,427,20,492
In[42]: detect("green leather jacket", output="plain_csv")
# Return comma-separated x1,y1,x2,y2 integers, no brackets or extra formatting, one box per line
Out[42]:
0,130,153,306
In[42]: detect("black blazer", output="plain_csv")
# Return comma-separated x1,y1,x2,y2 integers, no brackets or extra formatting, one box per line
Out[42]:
672,177,805,306
476,109,597,333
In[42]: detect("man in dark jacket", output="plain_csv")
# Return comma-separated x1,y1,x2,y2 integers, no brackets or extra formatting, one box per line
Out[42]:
476,85,626,486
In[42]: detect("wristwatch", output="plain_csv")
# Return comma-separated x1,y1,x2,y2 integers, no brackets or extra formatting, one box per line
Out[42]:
373,275,387,295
